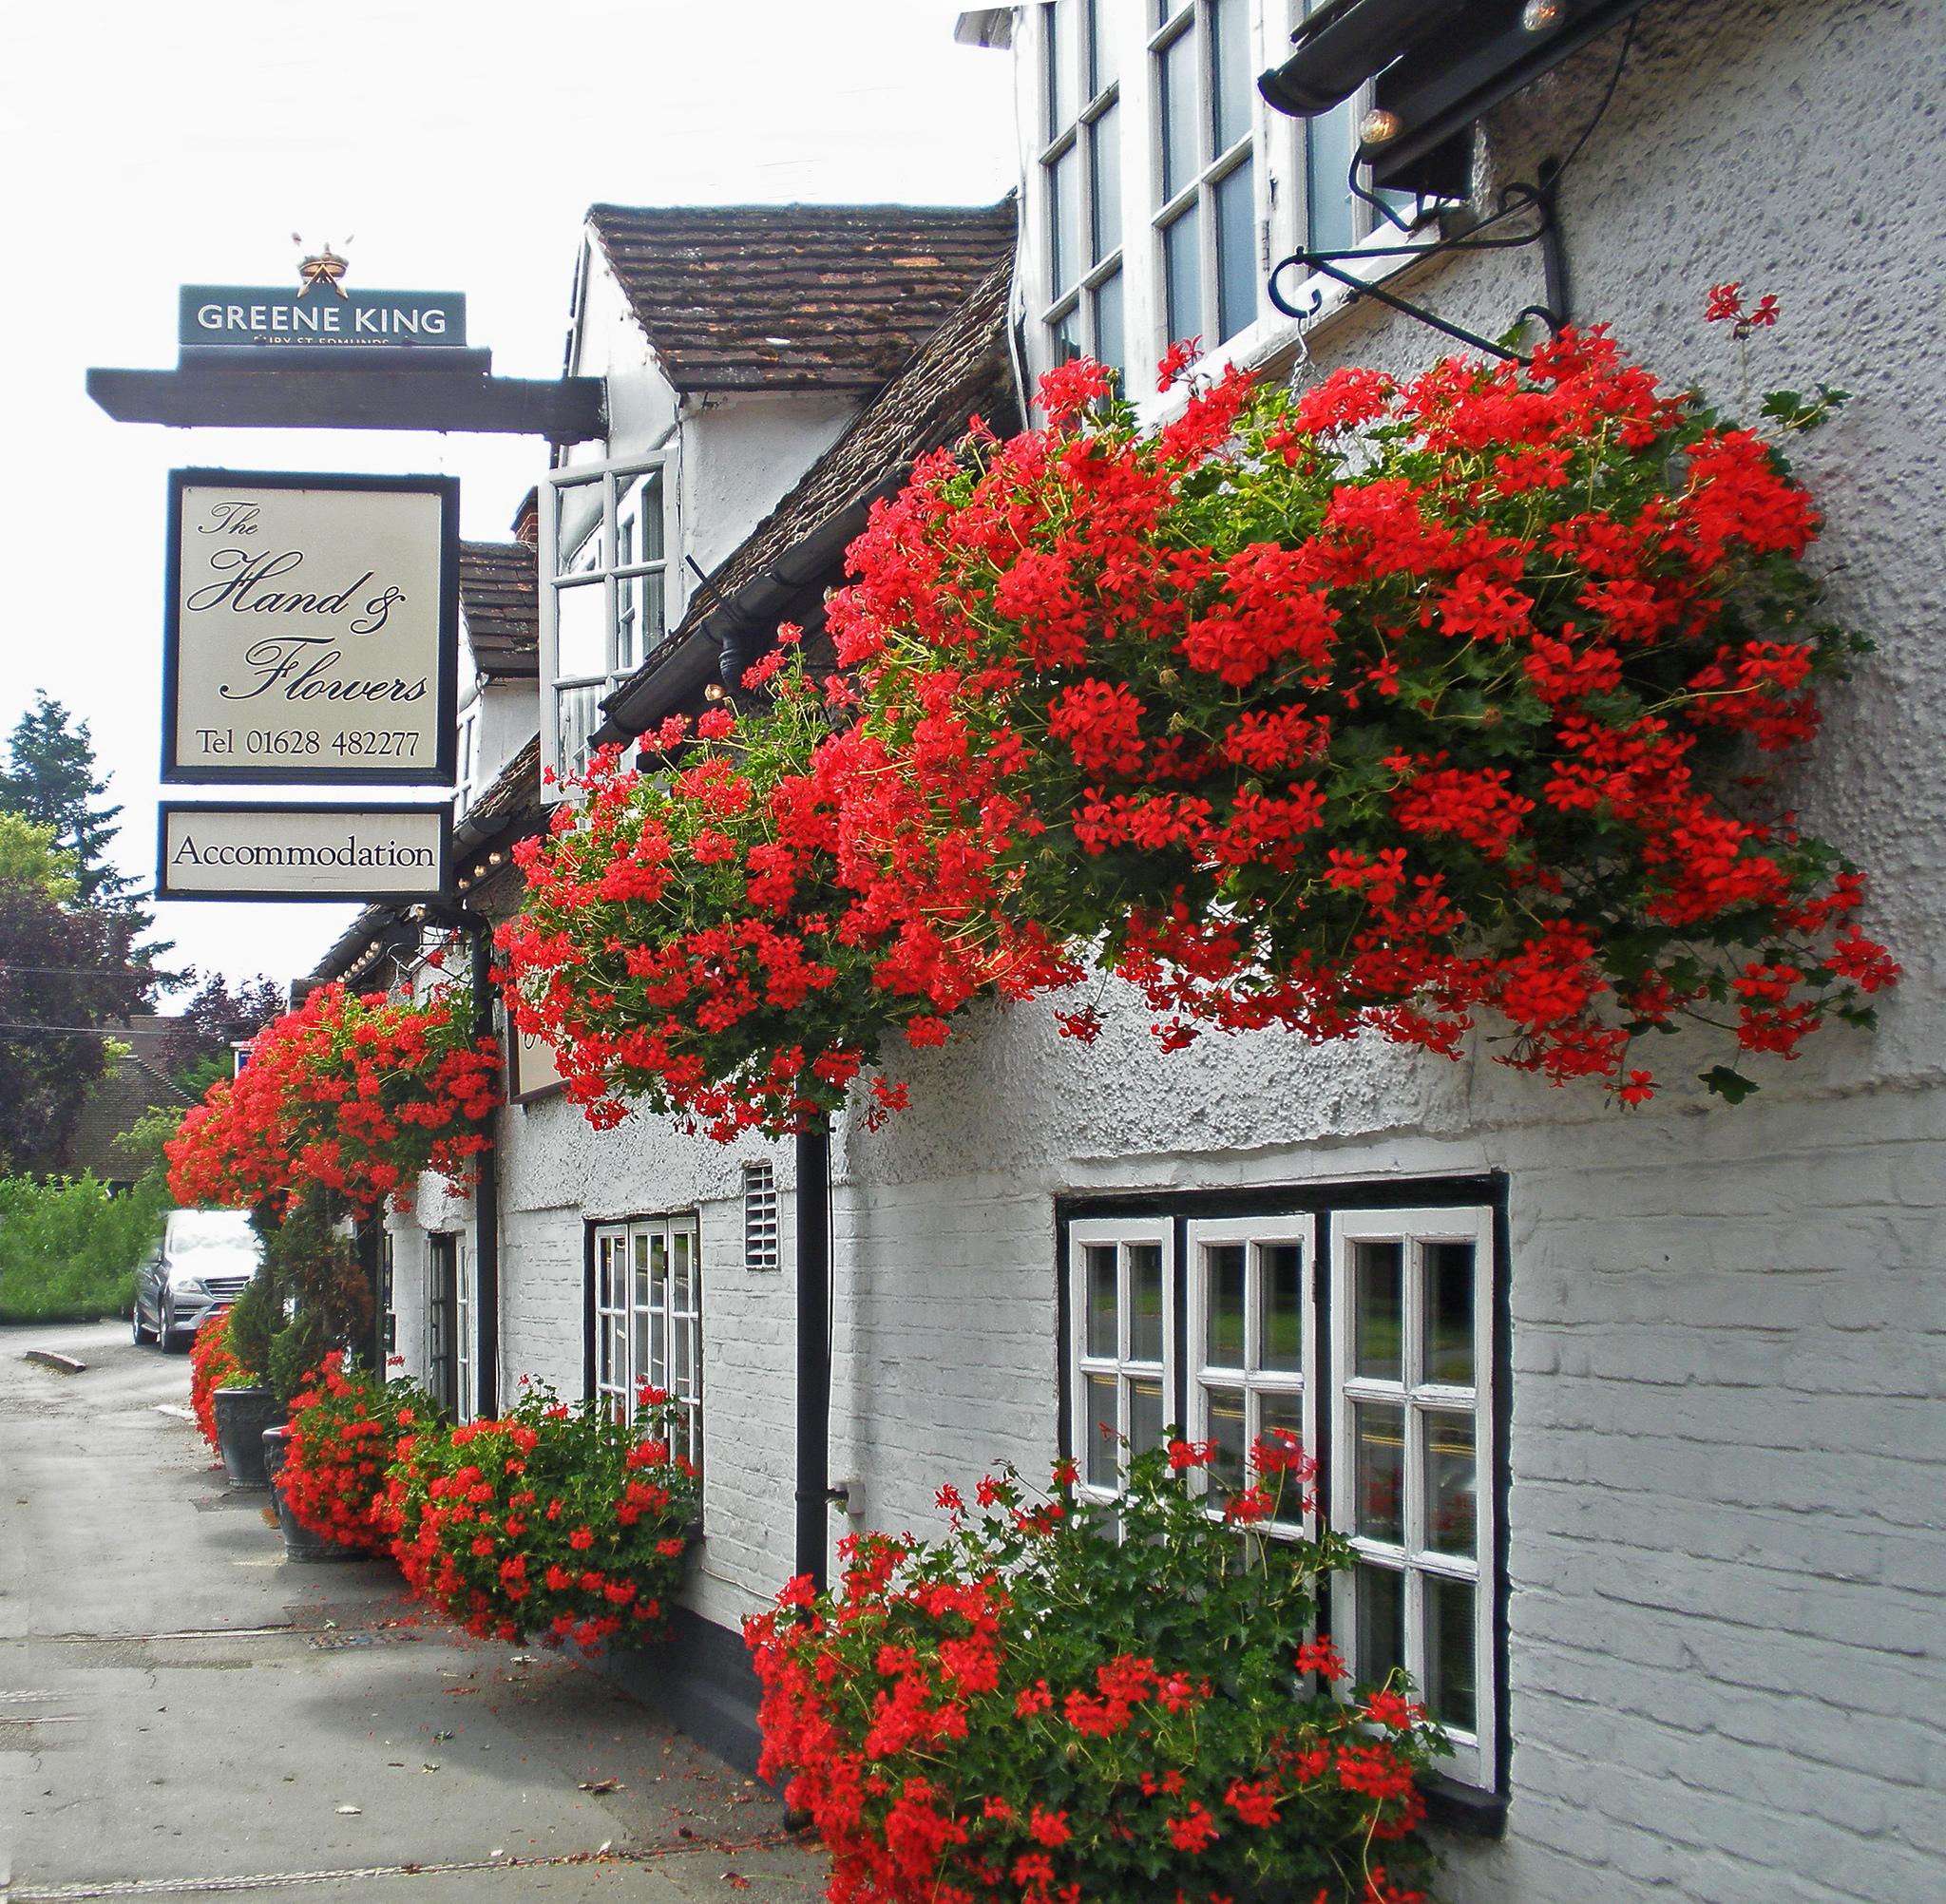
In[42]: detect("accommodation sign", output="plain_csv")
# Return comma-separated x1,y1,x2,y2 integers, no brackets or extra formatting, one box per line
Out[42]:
158,802,450,902
180,287,467,350
162,469,459,786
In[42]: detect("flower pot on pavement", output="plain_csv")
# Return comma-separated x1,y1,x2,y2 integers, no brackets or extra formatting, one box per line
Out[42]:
262,1425,358,1563
213,1386,284,1490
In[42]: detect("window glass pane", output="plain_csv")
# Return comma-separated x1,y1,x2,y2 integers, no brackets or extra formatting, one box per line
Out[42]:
1259,1389,1305,1501
1425,1575,1478,1734
1049,0,1081,136
1128,1242,1165,1362
1258,1241,1303,1373
1424,1241,1476,1385
555,479,602,575
1050,143,1082,295
1211,0,1251,153
1214,155,1256,341
1355,1561,1405,1688
1205,1382,1246,1495
1353,1239,1403,1381
1090,270,1124,386
1051,305,1081,367
1307,100,1357,255
1204,1243,1245,1367
1129,1377,1165,1461
556,580,607,681
1089,102,1120,261
620,468,664,563
557,683,598,779
1162,205,1202,348
1084,1244,1116,1358
1353,1400,1404,1543
1085,1372,1119,1488
673,1228,694,1316
1424,1411,1477,1557
1086,0,1117,94
1158,24,1200,202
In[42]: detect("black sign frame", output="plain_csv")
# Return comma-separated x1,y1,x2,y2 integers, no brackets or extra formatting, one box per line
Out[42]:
506,1011,569,1107
156,799,453,904
162,467,461,788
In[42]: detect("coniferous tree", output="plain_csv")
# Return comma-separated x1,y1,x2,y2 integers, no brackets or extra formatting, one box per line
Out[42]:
0,692,133,908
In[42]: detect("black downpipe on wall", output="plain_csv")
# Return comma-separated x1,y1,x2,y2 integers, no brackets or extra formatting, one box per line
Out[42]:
468,923,501,1418
794,1123,831,1590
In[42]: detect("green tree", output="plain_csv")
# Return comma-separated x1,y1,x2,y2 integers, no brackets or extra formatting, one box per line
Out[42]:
0,692,132,908
0,813,79,900
160,971,286,1097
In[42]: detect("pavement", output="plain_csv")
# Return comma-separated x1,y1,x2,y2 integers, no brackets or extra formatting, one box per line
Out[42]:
0,1320,826,1904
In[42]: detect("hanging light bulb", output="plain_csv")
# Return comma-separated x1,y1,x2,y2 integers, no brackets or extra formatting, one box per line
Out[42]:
1521,0,1565,31
1359,107,1402,147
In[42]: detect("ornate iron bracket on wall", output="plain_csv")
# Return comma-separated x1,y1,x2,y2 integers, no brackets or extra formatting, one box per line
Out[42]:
1268,157,1568,365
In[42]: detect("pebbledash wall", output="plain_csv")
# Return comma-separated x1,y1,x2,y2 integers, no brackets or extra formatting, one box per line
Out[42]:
375,3,1946,1900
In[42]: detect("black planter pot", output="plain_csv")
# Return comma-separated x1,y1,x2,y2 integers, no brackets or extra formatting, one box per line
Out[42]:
213,1386,285,1489
262,1425,359,1563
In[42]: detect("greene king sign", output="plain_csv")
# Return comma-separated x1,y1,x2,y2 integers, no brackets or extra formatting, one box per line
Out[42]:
158,802,449,902
162,469,458,786
180,286,467,351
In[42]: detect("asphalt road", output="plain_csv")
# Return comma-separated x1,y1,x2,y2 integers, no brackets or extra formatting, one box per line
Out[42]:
0,1320,824,1904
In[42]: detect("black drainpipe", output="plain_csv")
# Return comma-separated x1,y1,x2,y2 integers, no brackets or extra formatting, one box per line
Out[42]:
794,1122,831,1590
468,922,501,1417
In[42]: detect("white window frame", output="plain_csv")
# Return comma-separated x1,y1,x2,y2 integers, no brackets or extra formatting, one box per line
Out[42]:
540,449,680,793
1329,1205,1497,1791
1185,1215,1316,1530
591,1214,702,1476
454,704,480,815
452,1233,475,1424
1066,1216,1175,1506
1038,0,1128,386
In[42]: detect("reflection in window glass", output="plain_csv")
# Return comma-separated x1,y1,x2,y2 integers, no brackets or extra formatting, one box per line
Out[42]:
1213,157,1255,341
1159,25,1199,203
557,685,598,780
1130,1377,1166,1460
1357,1562,1405,1687
1049,0,1082,138
1089,104,1121,263
1425,1411,1477,1556
1307,98,1358,256
1129,1242,1165,1362
1163,206,1201,346
1211,0,1251,153
1354,1240,1403,1380
1086,0,1117,93
1050,144,1082,295
556,581,607,682
1260,1243,1303,1372
1085,1373,1119,1488
1091,271,1125,385
1086,1244,1117,1357
1206,1383,1246,1494
1205,1243,1246,1366
1424,1241,1476,1384
1354,1401,1404,1543
1426,1574,1478,1733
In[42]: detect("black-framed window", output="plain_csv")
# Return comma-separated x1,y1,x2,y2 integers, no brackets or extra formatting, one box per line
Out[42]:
1059,1176,1508,1801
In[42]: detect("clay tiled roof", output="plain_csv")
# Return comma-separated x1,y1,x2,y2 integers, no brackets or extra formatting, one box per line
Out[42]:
584,200,1017,393
458,541,539,679
464,734,543,831
669,253,1018,650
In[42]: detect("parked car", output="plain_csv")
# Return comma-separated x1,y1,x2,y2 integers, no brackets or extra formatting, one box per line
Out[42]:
132,1209,263,1353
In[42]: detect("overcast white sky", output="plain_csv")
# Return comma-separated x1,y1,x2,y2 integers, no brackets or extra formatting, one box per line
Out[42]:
0,0,1016,998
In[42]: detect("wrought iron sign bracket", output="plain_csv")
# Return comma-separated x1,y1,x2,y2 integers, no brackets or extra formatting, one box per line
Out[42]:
1268,160,1568,366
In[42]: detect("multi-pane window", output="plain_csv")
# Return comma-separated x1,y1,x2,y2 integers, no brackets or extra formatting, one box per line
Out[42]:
1040,0,1126,387
543,457,676,786
743,1162,780,1272
1067,1218,1173,1501
1329,1207,1496,1789
1151,0,1257,353
592,1215,702,1474
429,1232,475,1423
1187,1218,1312,1519
454,706,479,815
1061,1190,1500,1793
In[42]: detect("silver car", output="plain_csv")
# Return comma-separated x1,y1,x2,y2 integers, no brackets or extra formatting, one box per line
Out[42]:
133,1209,264,1352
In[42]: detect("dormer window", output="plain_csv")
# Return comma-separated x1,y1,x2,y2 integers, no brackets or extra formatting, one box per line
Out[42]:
542,453,678,788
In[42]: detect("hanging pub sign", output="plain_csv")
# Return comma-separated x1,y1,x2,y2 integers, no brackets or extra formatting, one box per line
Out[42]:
157,801,450,902
162,468,459,786
506,1014,567,1105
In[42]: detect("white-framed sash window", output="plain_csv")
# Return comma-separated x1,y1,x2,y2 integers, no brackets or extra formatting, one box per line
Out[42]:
1060,1189,1501,1795
1328,1205,1496,1790
542,452,678,790
1186,1215,1314,1524
592,1213,702,1474
1040,0,1127,385
1066,1216,1173,1502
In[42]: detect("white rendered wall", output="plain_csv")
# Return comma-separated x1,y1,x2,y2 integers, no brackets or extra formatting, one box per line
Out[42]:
476,5,1946,1897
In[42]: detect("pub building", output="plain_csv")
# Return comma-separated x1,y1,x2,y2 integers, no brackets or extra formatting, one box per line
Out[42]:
304,6,1946,1898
